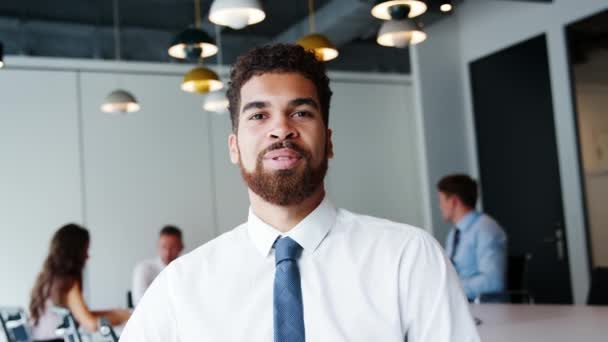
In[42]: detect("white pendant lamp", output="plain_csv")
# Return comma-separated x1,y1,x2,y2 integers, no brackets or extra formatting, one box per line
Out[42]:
203,91,229,113
377,19,426,48
209,0,266,30
101,0,140,113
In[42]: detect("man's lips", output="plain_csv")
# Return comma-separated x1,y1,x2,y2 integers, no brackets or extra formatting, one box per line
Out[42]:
263,148,303,170
263,148,303,160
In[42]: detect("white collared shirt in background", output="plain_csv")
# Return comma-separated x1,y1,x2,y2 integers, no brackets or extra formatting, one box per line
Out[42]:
121,197,480,341
131,257,165,306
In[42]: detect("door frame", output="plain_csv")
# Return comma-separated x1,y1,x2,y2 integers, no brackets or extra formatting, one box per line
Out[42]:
461,30,591,303
564,10,608,271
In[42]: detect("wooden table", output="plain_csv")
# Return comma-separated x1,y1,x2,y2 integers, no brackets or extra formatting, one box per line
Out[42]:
471,304,608,342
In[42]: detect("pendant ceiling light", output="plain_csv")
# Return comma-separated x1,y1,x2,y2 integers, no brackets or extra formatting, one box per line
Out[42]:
377,19,426,47
371,0,427,20
169,0,218,59
101,90,140,113
203,90,229,112
440,0,453,13
203,25,229,113
209,0,266,30
0,41,4,69
182,66,223,94
101,0,140,114
297,0,338,62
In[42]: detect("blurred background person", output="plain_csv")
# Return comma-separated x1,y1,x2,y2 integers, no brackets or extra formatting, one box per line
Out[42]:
131,225,183,306
29,223,131,342
437,174,507,301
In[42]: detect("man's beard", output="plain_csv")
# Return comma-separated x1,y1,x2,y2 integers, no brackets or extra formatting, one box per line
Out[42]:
239,140,328,206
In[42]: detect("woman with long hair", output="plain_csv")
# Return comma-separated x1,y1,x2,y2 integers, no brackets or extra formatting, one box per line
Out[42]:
29,223,130,341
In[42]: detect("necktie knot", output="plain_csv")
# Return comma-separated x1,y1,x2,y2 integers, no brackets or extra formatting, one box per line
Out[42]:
274,236,302,265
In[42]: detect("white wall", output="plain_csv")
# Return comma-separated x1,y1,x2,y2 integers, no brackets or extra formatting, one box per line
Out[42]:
410,15,471,243
411,0,608,303
327,75,425,227
0,57,424,311
0,69,84,308
78,71,220,308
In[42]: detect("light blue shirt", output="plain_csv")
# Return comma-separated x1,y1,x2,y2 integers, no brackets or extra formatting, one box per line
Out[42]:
445,211,507,300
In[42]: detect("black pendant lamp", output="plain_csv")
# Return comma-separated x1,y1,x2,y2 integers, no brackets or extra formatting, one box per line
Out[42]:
168,0,218,60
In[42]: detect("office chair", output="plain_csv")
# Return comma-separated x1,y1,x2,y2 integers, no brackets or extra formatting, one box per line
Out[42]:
51,306,82,342
52,306,120,342
476,253,534,304
587,267,608,305
98,317,119,342
0,307,32,342
126,291,134,309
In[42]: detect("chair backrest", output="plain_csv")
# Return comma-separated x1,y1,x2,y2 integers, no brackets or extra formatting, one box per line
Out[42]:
507,253,532,291
126,291,134,309
476,254,534,304
0,307,32,342
587,267,608,305
50,306,82,342
98,317,119,342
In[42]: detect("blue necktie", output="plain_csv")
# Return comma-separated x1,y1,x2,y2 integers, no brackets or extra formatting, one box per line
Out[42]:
450,227,460,264
273,236,305,342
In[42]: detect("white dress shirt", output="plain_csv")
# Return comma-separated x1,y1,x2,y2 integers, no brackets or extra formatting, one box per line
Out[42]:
120,197,480,341
131,257,165,306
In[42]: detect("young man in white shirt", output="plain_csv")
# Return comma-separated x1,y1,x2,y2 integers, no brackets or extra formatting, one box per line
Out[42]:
120,44,480,342
131,225,183,306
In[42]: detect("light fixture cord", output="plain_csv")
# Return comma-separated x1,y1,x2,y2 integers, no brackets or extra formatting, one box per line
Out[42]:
215,24,223,67
194,0,201,29
113,0,120,60
308,0,315,33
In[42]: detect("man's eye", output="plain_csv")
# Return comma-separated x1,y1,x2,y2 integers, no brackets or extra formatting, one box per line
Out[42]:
249,113,265,120
293,111,310,118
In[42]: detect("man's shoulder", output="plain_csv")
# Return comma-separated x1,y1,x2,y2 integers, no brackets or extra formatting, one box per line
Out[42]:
336,208,433,244
476,213,507,237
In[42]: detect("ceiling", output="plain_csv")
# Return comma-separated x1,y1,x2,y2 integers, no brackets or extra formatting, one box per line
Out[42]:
0,0,553,73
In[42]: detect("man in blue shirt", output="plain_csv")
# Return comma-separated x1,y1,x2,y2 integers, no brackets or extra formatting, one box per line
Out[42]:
437,174,507,301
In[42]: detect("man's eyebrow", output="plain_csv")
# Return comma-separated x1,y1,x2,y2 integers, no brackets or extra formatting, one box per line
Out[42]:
289,97,319,109
241,101,269,113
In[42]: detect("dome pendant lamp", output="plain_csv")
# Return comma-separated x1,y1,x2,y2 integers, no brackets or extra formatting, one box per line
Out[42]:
169,0,218,59
377,19,426,47
209,0,266,30
101,0,140,114
371,0,428,20
181,65,223,94
297,0,338,62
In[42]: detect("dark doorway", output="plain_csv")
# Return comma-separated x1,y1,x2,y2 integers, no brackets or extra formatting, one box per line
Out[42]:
470,35,573,304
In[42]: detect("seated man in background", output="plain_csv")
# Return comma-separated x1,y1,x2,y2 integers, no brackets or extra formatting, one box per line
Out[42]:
437,174,507,301
131,225,183,305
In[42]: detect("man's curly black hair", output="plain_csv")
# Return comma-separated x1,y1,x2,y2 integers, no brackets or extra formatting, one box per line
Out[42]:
226,44,332,132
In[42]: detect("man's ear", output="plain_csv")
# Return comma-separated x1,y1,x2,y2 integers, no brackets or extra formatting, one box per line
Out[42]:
228,133,240,164
326,128,334,159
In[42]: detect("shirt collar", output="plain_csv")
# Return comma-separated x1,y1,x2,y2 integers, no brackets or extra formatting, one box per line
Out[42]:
247,196,337,257
456,210,480,232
